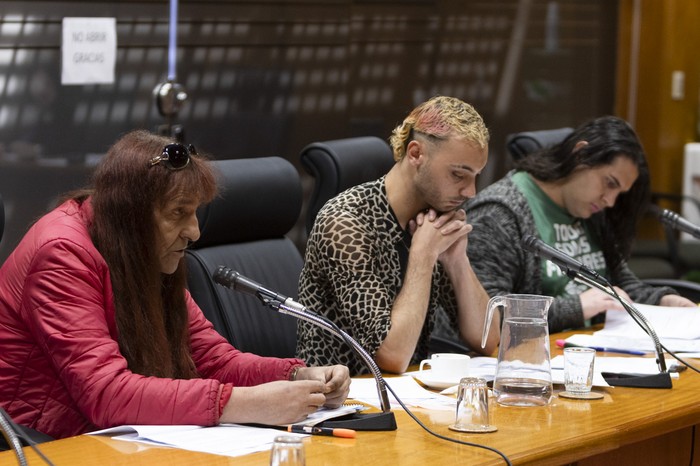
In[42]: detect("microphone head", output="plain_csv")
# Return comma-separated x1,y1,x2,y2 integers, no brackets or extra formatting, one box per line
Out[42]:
653,206,678,227
213,265,236,287
521,234,538,252
647,203,662,218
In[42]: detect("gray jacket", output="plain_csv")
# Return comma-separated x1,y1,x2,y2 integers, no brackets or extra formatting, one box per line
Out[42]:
465,171,676,332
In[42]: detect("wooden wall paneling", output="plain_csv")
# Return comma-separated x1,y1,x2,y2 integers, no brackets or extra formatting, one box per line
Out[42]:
616,0,700,232
0,1,619,262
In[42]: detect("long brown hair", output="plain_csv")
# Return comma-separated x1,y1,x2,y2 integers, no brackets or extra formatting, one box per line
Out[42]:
514,116,649,267
75,130,217,378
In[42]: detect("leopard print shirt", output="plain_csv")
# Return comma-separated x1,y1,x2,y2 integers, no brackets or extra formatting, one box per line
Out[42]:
296,176,460,375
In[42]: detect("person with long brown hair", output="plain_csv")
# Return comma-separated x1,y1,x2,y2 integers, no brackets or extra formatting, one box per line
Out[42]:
0,130,350,440
463,116,695,333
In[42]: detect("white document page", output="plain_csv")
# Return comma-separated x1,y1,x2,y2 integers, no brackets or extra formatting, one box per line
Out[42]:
89,423,305,457
587,303,700,353
87,405,358,457
349,375,456,410
600,303,700,339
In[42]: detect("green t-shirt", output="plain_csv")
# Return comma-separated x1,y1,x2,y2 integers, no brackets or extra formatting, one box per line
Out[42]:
512,171,606,298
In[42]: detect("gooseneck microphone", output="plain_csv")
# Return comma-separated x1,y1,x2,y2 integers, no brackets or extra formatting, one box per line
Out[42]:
521,234,603,281
214,268,291,307
0,408,55,465
0,408,27,466
213,266,397,431
653,206,700,239
521,235,672,388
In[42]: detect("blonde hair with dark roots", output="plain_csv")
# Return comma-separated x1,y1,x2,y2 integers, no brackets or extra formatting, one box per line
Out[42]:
389,95,489,161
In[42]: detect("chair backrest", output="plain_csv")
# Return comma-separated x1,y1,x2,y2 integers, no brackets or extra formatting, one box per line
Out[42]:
300,136,395,234
0,193,4,244
643,278,700,302
505,127,574,161
186,157,302,358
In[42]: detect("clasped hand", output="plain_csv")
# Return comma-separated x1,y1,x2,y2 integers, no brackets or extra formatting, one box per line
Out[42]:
408,208,471,266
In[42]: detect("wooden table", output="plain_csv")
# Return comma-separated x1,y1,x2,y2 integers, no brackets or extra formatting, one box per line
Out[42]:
2,331,699,466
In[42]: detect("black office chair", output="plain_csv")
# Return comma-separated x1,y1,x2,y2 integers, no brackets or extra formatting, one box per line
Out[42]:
0,192,4,244
1,194,49,452
0,407,53,452
186,157,302,358
505,127,574,161
299,136,395,234
641,278,700,303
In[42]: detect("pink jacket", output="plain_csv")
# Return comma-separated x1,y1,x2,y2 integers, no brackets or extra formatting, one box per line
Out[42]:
0,199,304,439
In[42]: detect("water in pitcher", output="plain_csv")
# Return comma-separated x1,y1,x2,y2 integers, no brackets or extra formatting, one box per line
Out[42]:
493,378,553,407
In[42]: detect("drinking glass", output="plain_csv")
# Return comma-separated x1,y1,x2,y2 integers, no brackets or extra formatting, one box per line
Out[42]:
450,377,497,433
564,347,596,395
270,435,306,466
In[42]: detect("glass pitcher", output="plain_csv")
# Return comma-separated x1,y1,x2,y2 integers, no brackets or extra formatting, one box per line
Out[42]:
481,294,554,407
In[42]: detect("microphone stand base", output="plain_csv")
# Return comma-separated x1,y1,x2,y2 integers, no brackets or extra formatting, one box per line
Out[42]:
601,371,673,389
318,411,397,431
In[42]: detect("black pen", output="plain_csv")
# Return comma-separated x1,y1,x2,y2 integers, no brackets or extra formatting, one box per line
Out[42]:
669,364,687,373
555,339,646,356
286,425,356,438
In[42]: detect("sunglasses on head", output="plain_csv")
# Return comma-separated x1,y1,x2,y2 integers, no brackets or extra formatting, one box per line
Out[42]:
148,143,196,170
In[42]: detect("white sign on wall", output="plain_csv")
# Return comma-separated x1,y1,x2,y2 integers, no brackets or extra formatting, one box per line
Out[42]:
61,17,116,85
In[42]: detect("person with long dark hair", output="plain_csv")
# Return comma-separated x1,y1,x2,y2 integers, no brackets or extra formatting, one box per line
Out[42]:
0,130,349,440
465,116,695,332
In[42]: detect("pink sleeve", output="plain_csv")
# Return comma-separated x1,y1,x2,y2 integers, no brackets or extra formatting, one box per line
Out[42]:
25,239,225,428
218,383,233,417
185,291,307,386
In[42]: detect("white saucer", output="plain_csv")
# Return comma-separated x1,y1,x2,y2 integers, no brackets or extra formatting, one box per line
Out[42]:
411,370,465,390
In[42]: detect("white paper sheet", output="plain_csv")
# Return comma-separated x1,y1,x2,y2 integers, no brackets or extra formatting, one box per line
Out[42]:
587,303,700,353
599,303,700,340
349,375,456,411
89,424,304,457
61,18,117,85
87,405,358,457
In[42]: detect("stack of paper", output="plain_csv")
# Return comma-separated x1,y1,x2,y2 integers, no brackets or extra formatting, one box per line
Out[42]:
88,405,359,458
89,424,298,457
580,303,700,355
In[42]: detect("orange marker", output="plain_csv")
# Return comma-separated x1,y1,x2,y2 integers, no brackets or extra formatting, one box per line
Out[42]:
287,425,356,438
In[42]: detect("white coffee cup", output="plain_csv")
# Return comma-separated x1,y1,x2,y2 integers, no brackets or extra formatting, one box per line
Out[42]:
418,353,470,380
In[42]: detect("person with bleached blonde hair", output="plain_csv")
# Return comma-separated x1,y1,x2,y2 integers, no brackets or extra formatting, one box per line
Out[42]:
297,96,499,375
